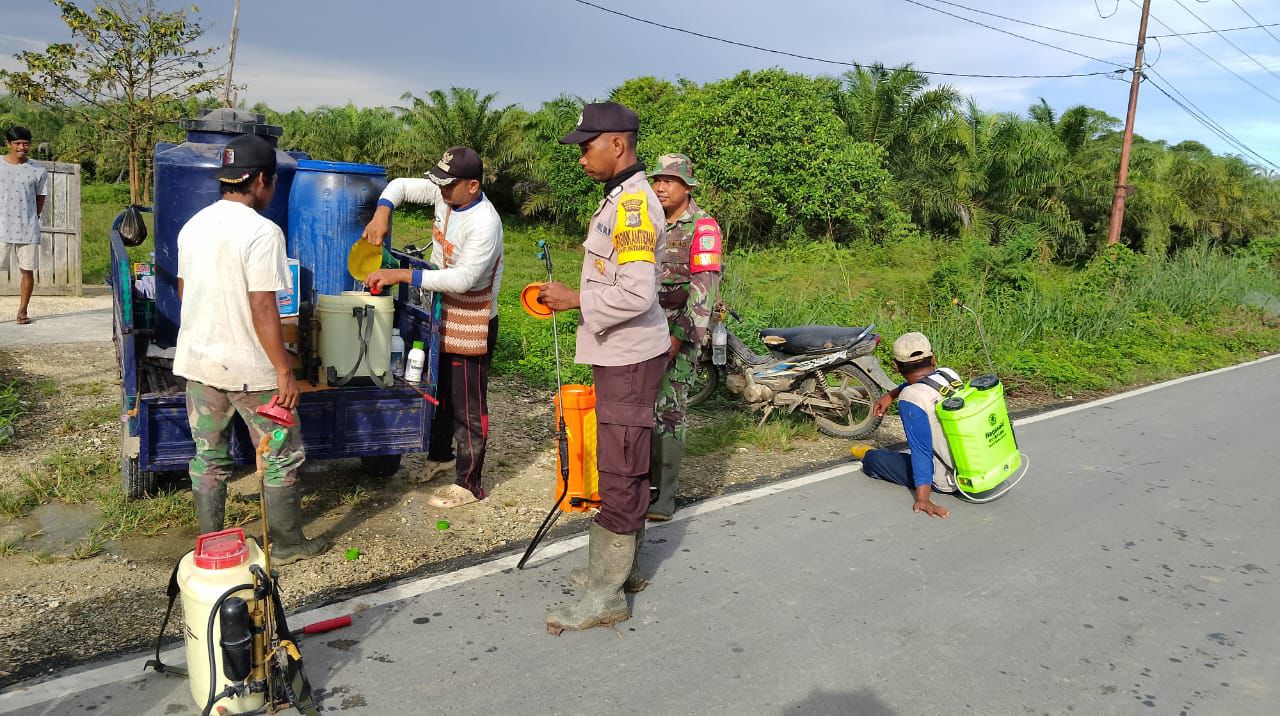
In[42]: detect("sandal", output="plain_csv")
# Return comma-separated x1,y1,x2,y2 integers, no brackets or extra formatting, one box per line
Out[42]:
427,483,480,509
406,458,455,485
15,315,32,325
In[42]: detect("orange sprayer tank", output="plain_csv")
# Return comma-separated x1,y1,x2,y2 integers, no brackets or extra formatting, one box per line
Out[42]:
554,385,600,512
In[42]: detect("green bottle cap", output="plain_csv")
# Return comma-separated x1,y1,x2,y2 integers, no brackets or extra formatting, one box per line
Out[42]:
435,519,449,531
413,340,425,350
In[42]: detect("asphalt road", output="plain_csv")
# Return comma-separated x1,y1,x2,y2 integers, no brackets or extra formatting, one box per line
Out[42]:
4,356,1276,715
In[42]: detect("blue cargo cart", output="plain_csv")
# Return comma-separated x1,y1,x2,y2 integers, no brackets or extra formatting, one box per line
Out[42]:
110,225,441,498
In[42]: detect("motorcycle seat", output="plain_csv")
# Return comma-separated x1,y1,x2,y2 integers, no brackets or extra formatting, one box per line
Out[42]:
759,325,871,355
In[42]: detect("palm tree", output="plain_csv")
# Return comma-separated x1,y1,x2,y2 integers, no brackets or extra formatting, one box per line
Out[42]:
388,88,530,192
831,63,965,229
518,94,596,226
275,104,402,165
954,102,1083,254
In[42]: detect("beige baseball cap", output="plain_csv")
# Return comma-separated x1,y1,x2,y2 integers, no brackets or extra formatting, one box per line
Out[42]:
892,332,933,362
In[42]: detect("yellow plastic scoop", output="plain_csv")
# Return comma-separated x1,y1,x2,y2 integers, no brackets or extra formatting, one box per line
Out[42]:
347,240,385,283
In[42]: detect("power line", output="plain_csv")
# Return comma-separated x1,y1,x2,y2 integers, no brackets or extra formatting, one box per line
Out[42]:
905,0,1130,45
1228,0,1280,51
1145,66,1278,169
567,0,1125,80
1131,0,1280,107
1170,0,1280,84
895,0,1126,67
1144,72,1280,171
1149,21,1280,39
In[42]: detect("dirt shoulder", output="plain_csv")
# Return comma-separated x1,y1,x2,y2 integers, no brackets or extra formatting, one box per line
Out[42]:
0,339,1258,687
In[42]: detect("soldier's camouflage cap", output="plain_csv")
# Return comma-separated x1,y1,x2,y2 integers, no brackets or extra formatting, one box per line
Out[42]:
646,153,699,187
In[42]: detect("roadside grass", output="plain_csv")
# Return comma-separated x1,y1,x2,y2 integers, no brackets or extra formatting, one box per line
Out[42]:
685,404,817,458
0,378,28,447
338,485,372,509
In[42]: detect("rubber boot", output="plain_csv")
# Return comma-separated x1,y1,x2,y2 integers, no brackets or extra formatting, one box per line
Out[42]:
193,482,227,535
570,523,646,592
264,485,329,565
546,523,634,634
645,437,683,521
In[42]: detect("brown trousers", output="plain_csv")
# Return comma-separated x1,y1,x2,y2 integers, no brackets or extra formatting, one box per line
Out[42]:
592,352,668,534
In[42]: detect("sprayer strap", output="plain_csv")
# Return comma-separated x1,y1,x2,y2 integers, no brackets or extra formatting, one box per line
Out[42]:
918,368,963,397
144,560,187,677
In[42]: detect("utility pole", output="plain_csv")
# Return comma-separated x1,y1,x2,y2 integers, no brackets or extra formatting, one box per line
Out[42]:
1106,0,1152,246
221,0,241,108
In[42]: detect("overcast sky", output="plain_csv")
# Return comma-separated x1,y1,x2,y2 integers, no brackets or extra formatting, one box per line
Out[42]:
2,0,1278,166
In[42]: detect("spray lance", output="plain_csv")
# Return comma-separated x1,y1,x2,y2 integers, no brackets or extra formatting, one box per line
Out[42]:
518,240,573,569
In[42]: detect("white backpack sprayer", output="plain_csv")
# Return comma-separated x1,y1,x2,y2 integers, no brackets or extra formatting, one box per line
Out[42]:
918,300,1028,503
145,423,324,715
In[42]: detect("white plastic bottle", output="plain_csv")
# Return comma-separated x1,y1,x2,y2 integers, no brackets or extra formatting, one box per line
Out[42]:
390,329,406,378
712,321,728,365
405,340,426,384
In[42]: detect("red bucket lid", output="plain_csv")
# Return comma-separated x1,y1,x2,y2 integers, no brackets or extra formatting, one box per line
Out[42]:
194,527,249,570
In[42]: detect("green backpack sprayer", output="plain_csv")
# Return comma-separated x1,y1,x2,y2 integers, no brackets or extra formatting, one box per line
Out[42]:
921,301,1028,503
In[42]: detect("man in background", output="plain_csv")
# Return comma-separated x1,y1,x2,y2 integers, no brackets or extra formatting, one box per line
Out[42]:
1,126,48,325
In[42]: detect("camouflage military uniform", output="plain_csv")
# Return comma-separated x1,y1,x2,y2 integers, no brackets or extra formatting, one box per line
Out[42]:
654,199,722,441
186,380,305,491
647,153,725,519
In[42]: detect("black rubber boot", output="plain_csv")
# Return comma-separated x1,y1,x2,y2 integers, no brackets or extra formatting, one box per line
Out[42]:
192,482,226,535
264,485,329,565
645,437,683,520
546,523,634,634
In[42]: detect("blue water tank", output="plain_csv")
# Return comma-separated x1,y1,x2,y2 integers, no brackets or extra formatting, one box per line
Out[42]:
152,108,306,347
288,160,388,299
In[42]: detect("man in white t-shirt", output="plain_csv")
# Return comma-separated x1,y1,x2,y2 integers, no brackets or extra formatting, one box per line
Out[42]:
1,126,48,325
363,146,504,509
174,133,327,564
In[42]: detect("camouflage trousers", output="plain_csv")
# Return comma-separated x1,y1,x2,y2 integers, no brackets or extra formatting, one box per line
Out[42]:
654,339,702,441
186,380,305,491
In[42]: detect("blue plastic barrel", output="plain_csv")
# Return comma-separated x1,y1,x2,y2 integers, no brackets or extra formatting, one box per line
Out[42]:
288,160,388,299
152,108,307,347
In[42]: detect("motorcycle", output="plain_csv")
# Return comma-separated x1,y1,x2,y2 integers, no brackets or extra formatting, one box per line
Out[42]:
688,309,899,439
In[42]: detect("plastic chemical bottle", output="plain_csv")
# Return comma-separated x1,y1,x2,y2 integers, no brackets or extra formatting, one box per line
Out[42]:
712,321,727,366
405,340,426,384
390,329,406,378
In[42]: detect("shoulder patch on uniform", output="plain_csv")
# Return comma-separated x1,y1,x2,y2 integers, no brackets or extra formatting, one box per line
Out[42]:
690,217,723,273
613,191,656,264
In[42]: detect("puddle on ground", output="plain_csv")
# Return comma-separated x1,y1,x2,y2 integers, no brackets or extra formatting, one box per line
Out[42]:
4,503,103,555
107,528,200,564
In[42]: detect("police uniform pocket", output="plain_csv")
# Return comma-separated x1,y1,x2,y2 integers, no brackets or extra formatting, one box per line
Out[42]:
584,249,617,286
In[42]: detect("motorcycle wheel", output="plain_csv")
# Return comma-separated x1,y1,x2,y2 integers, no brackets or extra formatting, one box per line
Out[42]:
811,365,883,439
687,363,720,407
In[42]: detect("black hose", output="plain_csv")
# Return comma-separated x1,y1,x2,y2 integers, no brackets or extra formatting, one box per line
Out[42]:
201,582,253,716
517,415,571,569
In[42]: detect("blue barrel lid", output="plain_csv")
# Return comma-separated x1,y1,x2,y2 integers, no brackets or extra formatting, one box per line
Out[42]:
295,159,386,175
